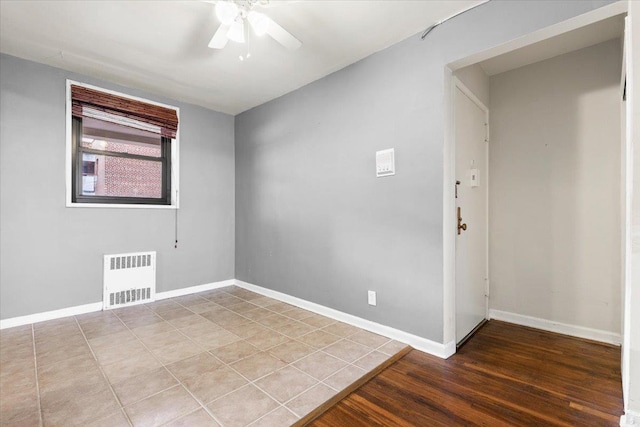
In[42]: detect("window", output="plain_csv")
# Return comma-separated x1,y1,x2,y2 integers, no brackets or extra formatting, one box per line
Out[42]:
67,82,179,207
72,116,170,204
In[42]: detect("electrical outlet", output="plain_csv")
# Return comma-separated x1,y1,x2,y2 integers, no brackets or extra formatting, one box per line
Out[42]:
368,290,377,306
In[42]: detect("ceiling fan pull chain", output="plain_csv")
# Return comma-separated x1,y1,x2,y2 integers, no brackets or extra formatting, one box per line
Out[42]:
247,20,251,59
240,19,251,61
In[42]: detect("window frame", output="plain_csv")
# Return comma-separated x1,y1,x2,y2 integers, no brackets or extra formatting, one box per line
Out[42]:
65,80,179,209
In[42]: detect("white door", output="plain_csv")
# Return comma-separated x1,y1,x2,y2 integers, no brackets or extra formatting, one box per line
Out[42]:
454,82,488,344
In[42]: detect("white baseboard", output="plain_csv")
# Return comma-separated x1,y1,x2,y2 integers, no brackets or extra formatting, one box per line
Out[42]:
155,279,235,300
0,302,103,330
442,339,456,357
0,279,235,330
620,410,640,426
489,309,621,345
234,280,455,359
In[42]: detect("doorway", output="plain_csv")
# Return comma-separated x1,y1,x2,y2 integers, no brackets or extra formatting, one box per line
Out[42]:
444,4,629,353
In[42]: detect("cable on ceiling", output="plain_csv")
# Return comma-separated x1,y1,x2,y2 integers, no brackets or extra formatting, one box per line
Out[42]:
421,1,491,40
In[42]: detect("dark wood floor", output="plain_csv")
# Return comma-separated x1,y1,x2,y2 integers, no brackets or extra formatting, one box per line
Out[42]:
309,320,623,426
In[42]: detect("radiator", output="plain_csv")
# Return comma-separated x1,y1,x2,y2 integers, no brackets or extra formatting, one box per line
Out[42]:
103,251,156,310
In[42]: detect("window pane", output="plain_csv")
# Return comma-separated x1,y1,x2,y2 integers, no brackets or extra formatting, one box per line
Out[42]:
81,153,163,199
82,116,161,158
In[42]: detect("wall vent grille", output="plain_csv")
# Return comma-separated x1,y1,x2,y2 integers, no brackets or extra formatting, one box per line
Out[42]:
103,251,156,310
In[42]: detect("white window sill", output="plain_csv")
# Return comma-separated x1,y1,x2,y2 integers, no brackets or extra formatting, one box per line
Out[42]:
65,202,178,209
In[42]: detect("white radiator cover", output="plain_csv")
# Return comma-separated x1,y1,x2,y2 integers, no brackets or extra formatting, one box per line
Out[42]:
103,251,156,310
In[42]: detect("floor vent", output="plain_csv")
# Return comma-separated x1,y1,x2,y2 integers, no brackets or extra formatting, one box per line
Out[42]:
103,251,156,310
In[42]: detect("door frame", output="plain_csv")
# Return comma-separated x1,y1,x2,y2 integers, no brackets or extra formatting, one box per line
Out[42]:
452,77,490,345
442,1,630,356
621,13,633,414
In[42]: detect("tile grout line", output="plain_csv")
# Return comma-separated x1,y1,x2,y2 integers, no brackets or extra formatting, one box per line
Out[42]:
79,287,396,426
31,324,44,427
221,360,295,421
236,324,396,417
201,293,363,351
246,405,299,427
169,292,323,424
220,288,399,348
110,307,227,427
180,291,318,332
95,308,178,410
14,287,401,427
165,296,309,394
269,341,400,417
176,290,396,417
180,291,365,422
113,301,236,423
73,316,135,427
178,307,303,422
174,293,340,360
148,299,263,424
155,407,207,427
130,303,363,421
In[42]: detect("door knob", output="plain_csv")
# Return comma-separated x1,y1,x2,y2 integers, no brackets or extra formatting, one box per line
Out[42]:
457,207,467,235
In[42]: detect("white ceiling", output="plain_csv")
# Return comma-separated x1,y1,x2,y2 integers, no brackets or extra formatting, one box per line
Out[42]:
478,14,624,76
0,0,483,115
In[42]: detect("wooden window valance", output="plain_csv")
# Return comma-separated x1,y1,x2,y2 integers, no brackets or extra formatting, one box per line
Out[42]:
71,85,178,138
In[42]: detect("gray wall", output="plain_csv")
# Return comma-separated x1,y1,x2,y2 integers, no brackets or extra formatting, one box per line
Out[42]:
489,40,622,333
0,54,235,319
235,0,615,342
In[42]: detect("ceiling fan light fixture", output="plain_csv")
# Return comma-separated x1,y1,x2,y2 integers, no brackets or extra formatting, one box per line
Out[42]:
247,11,270,36
227,18,245,43
215,1,239,26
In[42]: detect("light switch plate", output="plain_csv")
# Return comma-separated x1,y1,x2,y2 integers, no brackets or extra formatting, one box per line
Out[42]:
468,168,479,187
376,148,395,177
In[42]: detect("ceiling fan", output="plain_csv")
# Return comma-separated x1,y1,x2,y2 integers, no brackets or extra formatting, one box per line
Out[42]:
207,0,302,52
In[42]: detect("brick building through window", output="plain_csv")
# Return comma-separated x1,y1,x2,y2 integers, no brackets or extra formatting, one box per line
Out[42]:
80,118,163,199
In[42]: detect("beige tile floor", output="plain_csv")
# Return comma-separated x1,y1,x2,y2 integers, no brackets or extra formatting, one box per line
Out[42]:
0,286,407,427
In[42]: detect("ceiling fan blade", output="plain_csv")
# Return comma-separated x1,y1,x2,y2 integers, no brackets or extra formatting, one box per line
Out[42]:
265,18,301,51
208,24,230,49
255,0,304,8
